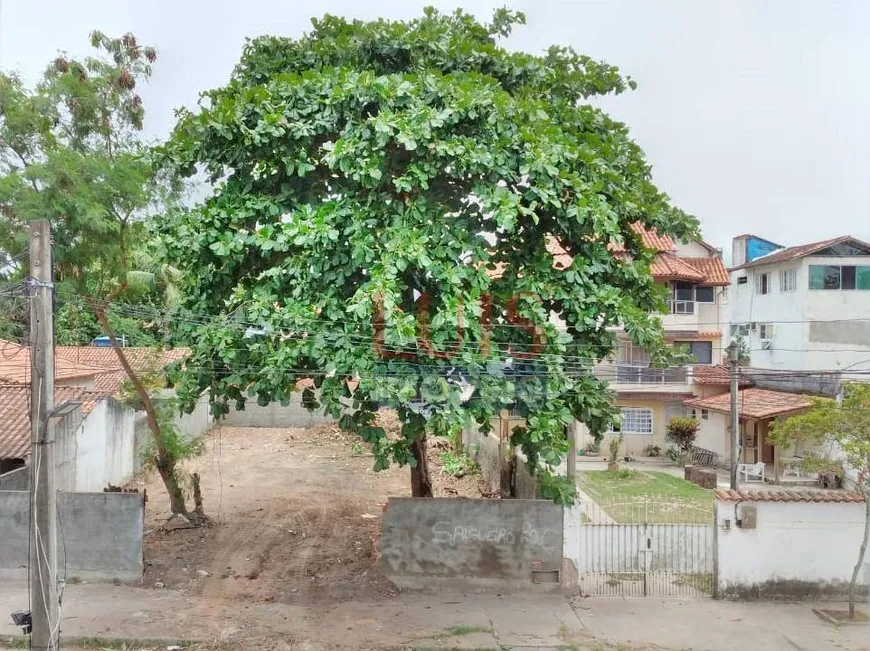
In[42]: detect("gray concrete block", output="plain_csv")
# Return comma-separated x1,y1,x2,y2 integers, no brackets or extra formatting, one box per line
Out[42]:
380,497,563,591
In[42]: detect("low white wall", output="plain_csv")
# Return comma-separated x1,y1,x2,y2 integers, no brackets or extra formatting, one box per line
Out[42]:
74,399,137,492
716,498,868,599
221,393,339,428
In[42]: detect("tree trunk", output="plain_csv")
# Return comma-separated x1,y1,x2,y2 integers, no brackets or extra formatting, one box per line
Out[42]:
191,472,205,519
848,486,870,619
94,306,190,518
409,434,433,497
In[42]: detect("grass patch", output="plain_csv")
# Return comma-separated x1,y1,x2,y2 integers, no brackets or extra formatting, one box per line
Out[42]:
443,625,490,636
578,470,713,523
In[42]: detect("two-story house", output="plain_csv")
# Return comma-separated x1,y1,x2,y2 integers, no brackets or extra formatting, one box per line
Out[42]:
727,234,870,376
579,226,731,456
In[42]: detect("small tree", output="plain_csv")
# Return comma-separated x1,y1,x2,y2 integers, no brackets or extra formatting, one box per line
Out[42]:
770,382,870,620
667,416,700,459
0,32,197,520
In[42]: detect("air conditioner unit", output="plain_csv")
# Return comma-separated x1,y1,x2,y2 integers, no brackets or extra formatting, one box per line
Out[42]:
761,340,773,350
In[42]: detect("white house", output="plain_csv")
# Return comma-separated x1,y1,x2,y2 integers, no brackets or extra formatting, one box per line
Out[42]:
727,234,870,375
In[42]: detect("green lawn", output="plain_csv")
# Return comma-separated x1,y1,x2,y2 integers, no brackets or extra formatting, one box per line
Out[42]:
577,470,714,524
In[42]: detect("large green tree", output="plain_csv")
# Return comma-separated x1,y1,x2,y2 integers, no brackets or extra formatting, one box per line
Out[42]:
770,382,870,620
161,8,697,498
0,32,196,518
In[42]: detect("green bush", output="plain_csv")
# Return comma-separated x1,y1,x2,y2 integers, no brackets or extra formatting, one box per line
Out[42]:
644,444,662,457
666,417,700,456
440,450,479,478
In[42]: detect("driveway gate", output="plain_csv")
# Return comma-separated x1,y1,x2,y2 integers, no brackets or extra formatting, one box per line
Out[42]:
577,497,715,597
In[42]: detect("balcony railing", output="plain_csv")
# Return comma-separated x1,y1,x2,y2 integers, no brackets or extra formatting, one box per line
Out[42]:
667,300,695,315
595,363,690,385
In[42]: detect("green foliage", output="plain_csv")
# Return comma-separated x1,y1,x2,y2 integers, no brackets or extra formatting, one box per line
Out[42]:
608,435,623,464
643,444,661,457
439,450,479,478
666,417,700,456
136,399,205,471
0,31,175,335
349,441,367,457
537,469,577,505
612,467,638,480
158,8,697,500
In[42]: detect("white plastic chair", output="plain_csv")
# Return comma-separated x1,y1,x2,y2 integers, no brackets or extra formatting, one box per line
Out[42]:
738,461,765,483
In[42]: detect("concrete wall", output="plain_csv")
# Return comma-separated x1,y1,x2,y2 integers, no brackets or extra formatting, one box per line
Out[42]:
0,465,29,490
0,490,144,581
380,497,565,591
694,411,729,460
221,392,339,428
52,399,138,493
716,498,868,599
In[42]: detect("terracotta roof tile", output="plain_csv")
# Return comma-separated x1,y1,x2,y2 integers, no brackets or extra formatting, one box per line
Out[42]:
714,489,864,503
0,384,107,459
0,341,104,384
684,388,811,419
681,257,730,285
650,253,705,282
611,223,676,252
692,364,752,386
731,235,870,271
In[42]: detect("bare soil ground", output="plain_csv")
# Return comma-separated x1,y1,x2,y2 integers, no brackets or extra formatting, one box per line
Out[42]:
135,413,487,608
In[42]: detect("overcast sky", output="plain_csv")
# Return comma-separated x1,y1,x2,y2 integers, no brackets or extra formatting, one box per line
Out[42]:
2,0,868,253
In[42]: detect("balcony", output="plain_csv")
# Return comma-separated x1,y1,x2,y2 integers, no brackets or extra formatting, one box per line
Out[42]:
594,362,692,394
661,299,700,329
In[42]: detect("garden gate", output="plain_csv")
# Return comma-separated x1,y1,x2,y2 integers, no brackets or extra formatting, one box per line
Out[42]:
577,497,716,597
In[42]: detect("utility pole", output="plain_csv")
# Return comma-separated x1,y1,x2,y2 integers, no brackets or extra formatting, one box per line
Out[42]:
727,341,740,490
567,422,576,481
29,219,58,651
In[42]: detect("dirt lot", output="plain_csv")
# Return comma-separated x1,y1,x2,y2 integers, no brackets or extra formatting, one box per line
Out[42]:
136,414,487,607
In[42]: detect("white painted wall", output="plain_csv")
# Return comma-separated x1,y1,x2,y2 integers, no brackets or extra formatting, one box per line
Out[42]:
693,411,729,460
728,255,870,372
74,398,137,492
716,499,866,595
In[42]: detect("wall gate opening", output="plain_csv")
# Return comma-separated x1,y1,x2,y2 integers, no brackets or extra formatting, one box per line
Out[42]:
577,498,715,597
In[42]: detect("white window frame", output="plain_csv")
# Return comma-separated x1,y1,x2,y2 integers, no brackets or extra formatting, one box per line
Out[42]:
609,407,654,435
779,268,797,292
755,272,771,295
759,323,775,340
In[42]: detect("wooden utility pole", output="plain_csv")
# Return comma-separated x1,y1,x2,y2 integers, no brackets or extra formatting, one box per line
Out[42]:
727,341,739,490
29,219,58,651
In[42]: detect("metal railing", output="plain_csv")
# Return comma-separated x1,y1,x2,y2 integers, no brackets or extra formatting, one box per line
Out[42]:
595,363,689,385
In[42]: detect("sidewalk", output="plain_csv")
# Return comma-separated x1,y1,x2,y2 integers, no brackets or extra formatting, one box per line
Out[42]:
1,580,867,650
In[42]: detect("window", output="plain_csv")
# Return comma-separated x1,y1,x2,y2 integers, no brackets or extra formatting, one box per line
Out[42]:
609,408,653,435
779,268,797,292
701,409,709,420
809,264,870,290
730,324,750,338
674,282,694,301
694,286,715,303
737,276,748,285
674,340,713,365
759,324,775,340
809,264,841,289
755,272,770,295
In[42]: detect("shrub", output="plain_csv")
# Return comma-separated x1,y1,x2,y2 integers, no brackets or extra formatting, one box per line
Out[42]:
644,444,661,457
440,451,480,478
666,417,700,457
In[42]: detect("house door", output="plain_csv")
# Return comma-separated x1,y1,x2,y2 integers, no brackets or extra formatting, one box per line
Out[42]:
759,420,775,464
741,421,758,464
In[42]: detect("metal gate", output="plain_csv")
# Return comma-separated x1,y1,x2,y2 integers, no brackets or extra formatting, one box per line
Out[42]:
577,498,715,597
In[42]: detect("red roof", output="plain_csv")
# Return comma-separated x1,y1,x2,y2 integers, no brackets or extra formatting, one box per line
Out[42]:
715,489,864,503
0,384,106,459
681,257,730,285
731,235,870,271
684,388,811,419
0,340,104,384
692,364,752,386
650,253,705,282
